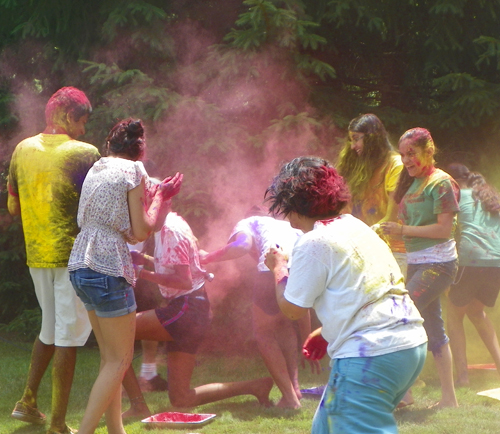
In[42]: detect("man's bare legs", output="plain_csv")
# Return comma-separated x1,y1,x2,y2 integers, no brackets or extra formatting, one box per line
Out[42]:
448,297,500,386
78,311,136,434
49,346,77,432
122,309,273,417
15,338,79,431
252,304,301,408
17,337,54,411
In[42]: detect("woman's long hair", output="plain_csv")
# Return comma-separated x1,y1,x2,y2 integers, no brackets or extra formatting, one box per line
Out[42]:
337,114,394,199
394,128,436,204
447,163,500,213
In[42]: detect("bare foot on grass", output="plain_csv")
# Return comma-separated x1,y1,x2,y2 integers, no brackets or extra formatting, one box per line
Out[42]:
428,400,459,410
122,403,151,420
396,389,414,409
277,396,301,409
294,386,303,400
253,377,274,407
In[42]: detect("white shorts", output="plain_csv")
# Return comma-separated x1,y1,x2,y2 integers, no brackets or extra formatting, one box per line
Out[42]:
30,267,92,346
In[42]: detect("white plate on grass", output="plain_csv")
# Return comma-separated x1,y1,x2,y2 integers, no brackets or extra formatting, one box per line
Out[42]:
142,412,216,427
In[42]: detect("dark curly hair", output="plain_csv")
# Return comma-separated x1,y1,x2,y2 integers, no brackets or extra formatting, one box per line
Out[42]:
265,156,351,218
447,163,500,213
105,118,145,161
337,114,395,199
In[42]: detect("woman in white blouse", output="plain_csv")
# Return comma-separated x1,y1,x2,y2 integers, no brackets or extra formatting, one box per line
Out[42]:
68,119,182,434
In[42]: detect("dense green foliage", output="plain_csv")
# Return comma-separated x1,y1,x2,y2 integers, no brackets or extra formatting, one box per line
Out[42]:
1,0,500,329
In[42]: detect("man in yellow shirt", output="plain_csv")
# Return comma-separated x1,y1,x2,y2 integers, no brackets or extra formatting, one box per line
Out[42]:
8,87,100,434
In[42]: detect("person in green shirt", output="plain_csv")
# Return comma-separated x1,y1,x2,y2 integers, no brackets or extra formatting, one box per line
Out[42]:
446,163,500,387
382,127,460,409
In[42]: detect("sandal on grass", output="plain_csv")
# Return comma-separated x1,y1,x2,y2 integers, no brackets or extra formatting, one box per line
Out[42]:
11,401,46,425
46,425,77,434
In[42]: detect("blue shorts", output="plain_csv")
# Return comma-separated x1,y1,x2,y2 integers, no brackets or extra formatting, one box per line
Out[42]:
406,260,458,353
70,268,137,318
312,344,427,434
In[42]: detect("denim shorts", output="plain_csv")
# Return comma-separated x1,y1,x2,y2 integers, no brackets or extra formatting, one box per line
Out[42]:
312,343,427,434
70,268,137,318
406,260,458,354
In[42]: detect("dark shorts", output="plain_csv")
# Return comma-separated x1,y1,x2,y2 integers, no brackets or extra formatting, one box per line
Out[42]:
155,287,211,354
449,266,500,308
253,271,280,315
406,260,458,354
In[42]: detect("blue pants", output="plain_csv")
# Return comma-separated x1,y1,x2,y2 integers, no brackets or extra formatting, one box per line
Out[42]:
406,260,458,353
312,343,427,434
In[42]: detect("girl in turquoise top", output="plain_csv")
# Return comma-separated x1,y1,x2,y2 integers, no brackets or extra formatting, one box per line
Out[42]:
382,128,460,408
446,163,500,386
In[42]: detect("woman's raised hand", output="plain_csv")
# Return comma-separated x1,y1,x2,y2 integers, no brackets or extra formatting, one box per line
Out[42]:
158,172,183,200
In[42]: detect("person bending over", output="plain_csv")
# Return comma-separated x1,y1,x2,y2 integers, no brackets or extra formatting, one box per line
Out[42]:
122,200,273,419
201,205,319,409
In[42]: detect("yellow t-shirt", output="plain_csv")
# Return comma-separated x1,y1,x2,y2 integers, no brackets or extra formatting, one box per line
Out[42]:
351,153,405,252
8,134,100,267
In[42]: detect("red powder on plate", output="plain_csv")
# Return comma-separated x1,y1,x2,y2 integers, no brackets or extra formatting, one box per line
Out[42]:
148,412,213,423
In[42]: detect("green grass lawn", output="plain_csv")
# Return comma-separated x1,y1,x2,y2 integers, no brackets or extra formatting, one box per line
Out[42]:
2,307,500,434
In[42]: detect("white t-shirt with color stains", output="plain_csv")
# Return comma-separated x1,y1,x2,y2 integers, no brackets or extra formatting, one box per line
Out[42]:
285,214,427,360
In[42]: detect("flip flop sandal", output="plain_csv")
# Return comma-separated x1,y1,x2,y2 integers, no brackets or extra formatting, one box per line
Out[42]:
46,425,78,434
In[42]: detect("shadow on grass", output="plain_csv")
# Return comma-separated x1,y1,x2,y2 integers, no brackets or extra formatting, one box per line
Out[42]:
8,425,46,434
199,401,302,421
395,405,438,424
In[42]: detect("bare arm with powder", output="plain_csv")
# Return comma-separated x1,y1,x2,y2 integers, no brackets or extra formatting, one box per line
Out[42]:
381,211,455,239
7,192,20,216
136,263,192,291
6,178,20,216
200,231,253,264
296,311,322,374
264,246,308,321
376,191,398,224
128,172,183,242
375,158,402,225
